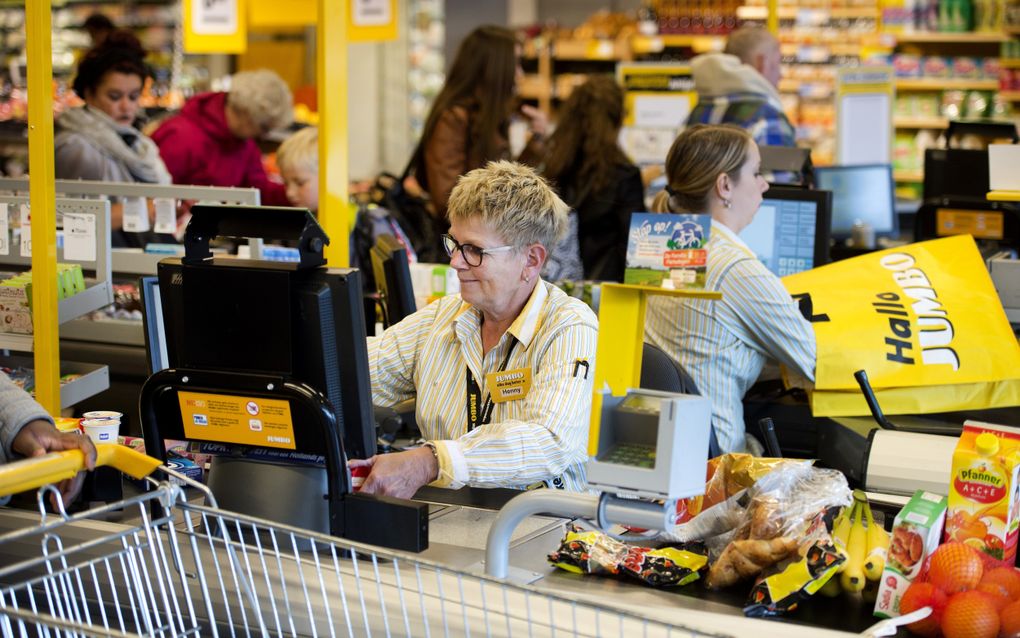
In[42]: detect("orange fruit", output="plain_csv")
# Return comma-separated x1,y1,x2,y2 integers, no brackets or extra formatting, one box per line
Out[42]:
929,542,985,593
1000,600,1020,638
975,581,1011,611
941,591,999,638
980,567,1020,601
899,581,948,637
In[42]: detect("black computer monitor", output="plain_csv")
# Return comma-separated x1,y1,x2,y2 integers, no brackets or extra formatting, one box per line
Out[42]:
814,164,897,240
739,187,832,277
157,259,377,461
370,234,417,328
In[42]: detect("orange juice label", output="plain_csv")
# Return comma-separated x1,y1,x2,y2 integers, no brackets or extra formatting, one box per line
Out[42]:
945,421,1020,567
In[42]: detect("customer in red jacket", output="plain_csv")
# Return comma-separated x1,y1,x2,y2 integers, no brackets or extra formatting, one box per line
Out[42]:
152,69,292,206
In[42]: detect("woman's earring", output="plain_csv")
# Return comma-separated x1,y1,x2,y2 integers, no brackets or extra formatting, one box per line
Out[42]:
723,199,732,209
523,275,531,284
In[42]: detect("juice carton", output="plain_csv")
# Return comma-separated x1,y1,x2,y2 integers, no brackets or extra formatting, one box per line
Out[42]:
945,421,1020,566
874,491,948,618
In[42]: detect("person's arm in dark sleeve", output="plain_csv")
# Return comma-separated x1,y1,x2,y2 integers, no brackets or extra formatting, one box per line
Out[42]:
423,107,469,219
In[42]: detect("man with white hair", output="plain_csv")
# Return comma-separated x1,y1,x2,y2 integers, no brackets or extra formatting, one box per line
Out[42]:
686,28,796,148
152,69,293,205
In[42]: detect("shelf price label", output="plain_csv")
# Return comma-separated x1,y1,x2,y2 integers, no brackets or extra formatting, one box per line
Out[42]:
19,204,30,257
153,198,177,235
122,196,150,233
0,203,8,256
63,213,97,262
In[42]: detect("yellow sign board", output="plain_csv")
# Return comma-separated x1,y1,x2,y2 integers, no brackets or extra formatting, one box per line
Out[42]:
184,0,247,54
348,0,398,42
936,208,1005,241
178,391,297,450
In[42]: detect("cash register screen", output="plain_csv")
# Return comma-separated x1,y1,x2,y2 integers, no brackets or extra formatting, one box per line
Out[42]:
739,187,832,277
815,163,897,239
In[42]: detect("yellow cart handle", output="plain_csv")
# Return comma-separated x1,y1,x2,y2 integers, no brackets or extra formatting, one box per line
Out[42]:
0,444,162,498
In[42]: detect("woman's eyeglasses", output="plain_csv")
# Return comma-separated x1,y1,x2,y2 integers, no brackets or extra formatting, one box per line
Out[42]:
441,234,513,267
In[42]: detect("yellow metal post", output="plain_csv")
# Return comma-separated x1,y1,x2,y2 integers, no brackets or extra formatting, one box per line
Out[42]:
26,0,61,414
767,0,779,34
318,0,349,267
588,284,721,456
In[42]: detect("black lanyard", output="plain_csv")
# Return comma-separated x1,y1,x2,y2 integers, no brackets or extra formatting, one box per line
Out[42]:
466,337,518,431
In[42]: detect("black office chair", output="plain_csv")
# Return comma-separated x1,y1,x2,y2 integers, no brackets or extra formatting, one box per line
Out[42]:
640,342,722,458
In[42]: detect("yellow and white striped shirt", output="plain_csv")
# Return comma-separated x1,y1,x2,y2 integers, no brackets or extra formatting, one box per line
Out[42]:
644,222,816,452
368,280,598,492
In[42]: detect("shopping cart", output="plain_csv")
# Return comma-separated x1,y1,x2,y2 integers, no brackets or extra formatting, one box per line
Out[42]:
0,445,729,638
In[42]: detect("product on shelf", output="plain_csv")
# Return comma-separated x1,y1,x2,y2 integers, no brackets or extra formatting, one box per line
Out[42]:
0,264,86,334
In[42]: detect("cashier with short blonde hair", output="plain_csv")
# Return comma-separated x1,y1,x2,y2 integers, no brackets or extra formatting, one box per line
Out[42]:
351,161,598,498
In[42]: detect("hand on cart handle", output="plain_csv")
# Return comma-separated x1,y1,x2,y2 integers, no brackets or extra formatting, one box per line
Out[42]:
12,421,96,508
0,441,161,505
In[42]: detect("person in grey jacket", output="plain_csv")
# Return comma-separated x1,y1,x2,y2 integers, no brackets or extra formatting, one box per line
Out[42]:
0,374,96,507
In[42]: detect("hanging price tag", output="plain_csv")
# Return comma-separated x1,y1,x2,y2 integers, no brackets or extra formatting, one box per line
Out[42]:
0,203,9,256
122,196,150,232
153,198,177,234
63,213,97,262
19,204,30,257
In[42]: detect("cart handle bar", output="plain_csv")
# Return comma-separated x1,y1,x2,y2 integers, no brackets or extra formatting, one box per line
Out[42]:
0,444,161,498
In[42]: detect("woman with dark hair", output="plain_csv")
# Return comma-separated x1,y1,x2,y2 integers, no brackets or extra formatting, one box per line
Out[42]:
542,75,644,281
414,25,548,227
55,30,171,246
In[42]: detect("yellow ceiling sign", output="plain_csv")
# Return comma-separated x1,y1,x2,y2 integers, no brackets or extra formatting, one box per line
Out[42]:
184,0,247,54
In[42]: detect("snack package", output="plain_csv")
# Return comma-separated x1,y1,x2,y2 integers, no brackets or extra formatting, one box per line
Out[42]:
873,490,948,618
548,526,628,576
548,525,708,587
743,541,846,617
675,454,807,526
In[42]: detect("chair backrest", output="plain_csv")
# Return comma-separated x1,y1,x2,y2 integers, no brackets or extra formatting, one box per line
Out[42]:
639,342,721,457
640,342,700,395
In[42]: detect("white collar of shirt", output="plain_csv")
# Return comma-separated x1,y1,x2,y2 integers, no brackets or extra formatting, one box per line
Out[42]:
711,220,756,259
452,279,549,351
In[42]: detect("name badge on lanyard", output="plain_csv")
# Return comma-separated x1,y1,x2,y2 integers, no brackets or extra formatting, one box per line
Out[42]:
486,367,532,403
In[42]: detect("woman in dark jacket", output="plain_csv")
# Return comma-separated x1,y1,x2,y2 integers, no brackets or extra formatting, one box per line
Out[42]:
414,26,547,225
542,75,645,282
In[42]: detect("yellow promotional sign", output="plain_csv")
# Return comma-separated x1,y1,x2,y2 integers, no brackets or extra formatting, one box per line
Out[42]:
348,0,398,42
782,235,1020,416
178,391,297,450
184,0,247,54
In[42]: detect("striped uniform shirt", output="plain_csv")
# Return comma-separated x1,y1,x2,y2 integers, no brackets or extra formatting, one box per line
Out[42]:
644,222,816,452
368,280,598,492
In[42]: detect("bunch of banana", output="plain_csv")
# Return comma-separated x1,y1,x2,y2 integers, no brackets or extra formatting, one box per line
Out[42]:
819,490,891,599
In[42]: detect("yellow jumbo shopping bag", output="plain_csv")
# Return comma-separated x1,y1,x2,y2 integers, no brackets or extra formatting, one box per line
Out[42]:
781,235,1020,416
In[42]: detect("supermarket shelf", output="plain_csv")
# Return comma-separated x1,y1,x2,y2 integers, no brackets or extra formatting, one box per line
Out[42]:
60,318,144,347
895,78,1000,90
988,190,1020,202
111,250,171,276
893,32,1011,44
1001,91,1020,101
552,38,629,61
0,354,109,409
894,117,950,128
630,34,725,55
1002,59,1020,69
894,169,925,182
1003,26,1020,35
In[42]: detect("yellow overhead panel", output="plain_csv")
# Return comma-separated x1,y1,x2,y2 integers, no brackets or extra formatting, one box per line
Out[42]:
767,0,779,34
25,0,61,414
183,0,247,54
318,0,348,266
348,0,398,42
249,0,316,27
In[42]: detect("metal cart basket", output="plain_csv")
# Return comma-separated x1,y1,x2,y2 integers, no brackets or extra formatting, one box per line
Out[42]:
0,445,728,638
